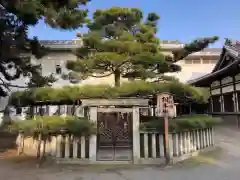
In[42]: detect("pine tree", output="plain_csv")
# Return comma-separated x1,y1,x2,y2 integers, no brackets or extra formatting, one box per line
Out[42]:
67,7,218,87
0,0,91,96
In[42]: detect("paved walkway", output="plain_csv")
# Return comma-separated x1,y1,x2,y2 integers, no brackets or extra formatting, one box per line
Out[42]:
1,127,240,180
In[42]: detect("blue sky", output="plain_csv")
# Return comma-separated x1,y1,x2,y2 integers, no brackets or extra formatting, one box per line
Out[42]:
29,0,240,47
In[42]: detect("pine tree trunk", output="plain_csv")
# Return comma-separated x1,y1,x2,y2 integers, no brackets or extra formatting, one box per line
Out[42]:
36,133,42,159
114,69,121,87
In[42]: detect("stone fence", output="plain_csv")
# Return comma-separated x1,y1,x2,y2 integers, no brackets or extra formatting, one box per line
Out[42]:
17,128,214,164
139,128,214,164
17,135,91,161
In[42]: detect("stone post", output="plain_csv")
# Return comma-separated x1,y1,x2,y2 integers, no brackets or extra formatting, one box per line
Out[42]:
159,134,165,157
56,135,62,158
81,136,86,158
183,132,187,154
200,129,204,149
187,131,191,153
193,130,197,151
152,134,157,158
17,132,24,155
51,136,57,156
169,134,173,157
178,132,184,155
173,133,179,156
211,128,215,145
196,130,200,150
132,106,140,164
65,134,70,158
72,137,78,158
144,133,148,158
203,129,207,148
206,129,210,147
89,107,97,162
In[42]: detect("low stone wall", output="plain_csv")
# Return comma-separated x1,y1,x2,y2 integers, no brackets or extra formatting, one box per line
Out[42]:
139,128,214,164
17,135,91,161
17,128,214,165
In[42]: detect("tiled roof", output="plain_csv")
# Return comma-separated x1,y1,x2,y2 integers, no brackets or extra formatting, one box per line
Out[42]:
40,40,77,45
160,40,182,44
202,48,222,52
38,40,220,54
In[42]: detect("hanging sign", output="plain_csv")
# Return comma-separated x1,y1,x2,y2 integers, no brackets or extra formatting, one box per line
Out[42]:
156,93,175,117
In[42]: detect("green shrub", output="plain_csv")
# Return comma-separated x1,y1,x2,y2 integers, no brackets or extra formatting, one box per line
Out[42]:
140,115,222,132
9,116,96,137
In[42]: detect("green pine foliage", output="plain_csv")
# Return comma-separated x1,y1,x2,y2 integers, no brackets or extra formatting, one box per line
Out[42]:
9,115,96,161
9,80,209,106
140,115,222,132
66,7,219,86
0,0,91,96
9,116,96,137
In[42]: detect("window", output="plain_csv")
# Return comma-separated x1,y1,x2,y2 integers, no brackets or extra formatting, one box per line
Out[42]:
192,60,201,64
56,65,62,74
185,60,192,64
140,108,149,116
37,107,45,116
84,107,89,118
58,105,66,115
67,105,74,115
16,107,22,115
223,93,234,112
212,95,221,112
202,60,211,64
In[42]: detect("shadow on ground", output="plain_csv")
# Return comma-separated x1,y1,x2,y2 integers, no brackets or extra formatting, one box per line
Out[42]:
0,129,17,153
173,147,225,169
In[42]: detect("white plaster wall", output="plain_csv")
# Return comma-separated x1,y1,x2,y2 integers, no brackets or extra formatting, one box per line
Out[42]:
166,60,216,83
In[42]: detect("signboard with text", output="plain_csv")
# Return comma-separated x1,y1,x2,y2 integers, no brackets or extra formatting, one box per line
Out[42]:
156,93,175,117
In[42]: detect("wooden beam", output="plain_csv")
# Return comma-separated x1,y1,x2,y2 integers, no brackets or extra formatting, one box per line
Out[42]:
81,98,149,106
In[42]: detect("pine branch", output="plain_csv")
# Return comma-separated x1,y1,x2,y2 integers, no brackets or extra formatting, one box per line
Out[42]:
0,0,91,96
173,36,219,61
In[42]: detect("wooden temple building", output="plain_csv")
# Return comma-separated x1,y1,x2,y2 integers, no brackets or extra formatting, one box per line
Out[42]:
189,39,240,127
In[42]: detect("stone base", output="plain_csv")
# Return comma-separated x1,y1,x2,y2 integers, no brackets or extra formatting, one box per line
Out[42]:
55,146,216,165
97,147,132,161
171,146,216,164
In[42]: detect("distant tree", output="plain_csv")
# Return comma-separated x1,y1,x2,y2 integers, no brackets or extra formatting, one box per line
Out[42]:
0,0,91,96
66,7,219,87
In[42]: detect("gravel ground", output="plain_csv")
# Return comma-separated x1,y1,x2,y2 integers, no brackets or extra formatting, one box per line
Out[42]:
0,127,240,180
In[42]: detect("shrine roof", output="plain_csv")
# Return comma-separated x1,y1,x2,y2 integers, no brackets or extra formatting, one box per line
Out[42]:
188,39,240,87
